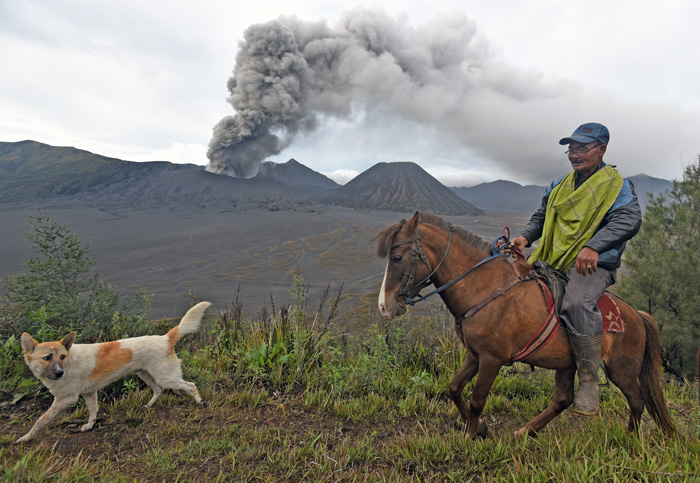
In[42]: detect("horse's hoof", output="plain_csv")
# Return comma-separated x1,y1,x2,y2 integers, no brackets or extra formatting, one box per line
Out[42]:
475,420,489,439
514,427,538,439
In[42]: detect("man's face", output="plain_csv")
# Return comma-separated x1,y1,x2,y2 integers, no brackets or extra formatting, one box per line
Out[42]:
567,141,605,178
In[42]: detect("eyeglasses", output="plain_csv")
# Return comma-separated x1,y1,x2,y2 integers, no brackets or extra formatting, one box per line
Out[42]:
566,144,601,156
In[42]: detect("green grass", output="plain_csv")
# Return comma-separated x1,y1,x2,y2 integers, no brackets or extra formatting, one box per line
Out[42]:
2,300,700,482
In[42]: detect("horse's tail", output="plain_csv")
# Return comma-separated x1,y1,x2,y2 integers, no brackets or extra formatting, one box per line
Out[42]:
638,311,677,436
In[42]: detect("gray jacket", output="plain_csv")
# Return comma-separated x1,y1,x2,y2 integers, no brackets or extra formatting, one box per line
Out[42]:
521,164,642,271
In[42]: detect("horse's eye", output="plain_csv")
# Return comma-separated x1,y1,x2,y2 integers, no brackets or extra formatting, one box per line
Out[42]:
60,355,66,360
43,355,52,361
392,255,402,262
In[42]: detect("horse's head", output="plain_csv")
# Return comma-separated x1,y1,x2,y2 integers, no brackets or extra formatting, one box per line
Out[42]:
373,211,436,319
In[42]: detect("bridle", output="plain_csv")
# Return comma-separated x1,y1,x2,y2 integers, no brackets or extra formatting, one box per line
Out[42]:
389,225,550,360
390,228,453,307
390,226,523,308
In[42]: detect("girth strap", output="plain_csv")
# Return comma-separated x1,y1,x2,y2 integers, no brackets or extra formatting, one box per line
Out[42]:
453,271,562,363
509,280,559,362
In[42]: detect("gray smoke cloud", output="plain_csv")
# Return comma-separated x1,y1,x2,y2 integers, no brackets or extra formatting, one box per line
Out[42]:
206,20,313,177
208,7,666,181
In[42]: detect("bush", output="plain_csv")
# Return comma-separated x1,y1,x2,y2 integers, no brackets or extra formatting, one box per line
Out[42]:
2,209,152,343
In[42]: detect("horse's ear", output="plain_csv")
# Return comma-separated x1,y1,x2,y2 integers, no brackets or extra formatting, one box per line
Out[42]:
408,211,421,229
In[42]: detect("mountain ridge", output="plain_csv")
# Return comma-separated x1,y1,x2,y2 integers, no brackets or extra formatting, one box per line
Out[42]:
452,174,672,212
0,140,672,214
0,141,477,215
0,140,309,212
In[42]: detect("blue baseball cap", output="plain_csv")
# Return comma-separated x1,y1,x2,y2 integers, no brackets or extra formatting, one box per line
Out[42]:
559,122,609,145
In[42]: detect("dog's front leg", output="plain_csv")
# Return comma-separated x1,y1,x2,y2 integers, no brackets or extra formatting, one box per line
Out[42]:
80,392,98,432
15,396,77,443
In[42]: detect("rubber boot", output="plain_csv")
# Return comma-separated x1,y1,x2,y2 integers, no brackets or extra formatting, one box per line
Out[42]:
570,335,601,415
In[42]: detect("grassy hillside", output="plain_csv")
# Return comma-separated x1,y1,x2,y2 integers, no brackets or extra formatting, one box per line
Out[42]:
2,287,699,481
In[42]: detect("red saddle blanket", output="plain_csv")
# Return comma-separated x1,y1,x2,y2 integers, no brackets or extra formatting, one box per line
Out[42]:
599,293,625,333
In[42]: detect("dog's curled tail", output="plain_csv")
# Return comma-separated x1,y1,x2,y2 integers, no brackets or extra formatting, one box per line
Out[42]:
167,301,212,346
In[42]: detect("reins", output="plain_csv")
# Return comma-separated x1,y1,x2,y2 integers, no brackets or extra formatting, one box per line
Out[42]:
393,226,534,342
399,226,525,307
403,252,504,306
490,227,525,260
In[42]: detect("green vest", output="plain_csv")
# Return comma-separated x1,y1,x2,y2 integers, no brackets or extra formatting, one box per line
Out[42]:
528,165,623,272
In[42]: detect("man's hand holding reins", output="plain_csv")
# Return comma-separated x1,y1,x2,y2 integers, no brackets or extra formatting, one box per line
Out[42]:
507,236,529,256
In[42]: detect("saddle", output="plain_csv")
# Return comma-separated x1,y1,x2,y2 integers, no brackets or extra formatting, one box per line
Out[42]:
531,261,568,313
530,260,624,333
510,260,624,362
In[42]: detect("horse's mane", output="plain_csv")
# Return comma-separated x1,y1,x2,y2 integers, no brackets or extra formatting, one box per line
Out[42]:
373,221,405,258
373,212,491,258
420,213,491,254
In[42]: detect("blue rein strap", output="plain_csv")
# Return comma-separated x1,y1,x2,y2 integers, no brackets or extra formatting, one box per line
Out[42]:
404,253,505,306
490,226,525,261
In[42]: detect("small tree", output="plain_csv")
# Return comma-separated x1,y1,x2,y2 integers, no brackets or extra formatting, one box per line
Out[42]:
4,209,147,340
616,157,700,376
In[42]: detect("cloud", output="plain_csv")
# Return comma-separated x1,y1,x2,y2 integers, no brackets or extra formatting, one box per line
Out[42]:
322,169,360,184
207,8,526,178
207,7,699,184
2,2,698,185
131,143,208,165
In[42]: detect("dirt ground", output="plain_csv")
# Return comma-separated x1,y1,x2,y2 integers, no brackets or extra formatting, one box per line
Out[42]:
2,372,697,481
0,389,480,480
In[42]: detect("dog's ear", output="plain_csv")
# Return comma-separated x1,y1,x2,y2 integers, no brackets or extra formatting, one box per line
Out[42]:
61,332,77,351
21,333,38,354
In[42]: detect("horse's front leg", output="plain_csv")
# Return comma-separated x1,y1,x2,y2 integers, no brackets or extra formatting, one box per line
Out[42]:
452,353,501,439
515,368,575,437
449,351,479,424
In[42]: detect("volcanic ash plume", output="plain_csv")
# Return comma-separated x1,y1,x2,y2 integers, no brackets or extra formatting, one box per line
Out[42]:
207,21,312,178
207,8,572,179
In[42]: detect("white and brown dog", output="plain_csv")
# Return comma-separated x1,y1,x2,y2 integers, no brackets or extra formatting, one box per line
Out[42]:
16,301,211,443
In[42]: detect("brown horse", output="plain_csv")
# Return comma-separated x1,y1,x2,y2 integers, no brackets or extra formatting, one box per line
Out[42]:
374,211,676,438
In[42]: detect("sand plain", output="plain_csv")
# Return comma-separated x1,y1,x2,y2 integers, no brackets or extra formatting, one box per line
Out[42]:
0,205,530,319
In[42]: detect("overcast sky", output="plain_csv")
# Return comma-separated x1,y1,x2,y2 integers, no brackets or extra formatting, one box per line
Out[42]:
1,0,698,186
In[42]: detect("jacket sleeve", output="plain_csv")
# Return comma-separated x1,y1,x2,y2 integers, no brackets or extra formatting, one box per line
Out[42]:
520,181,557,245
584,179,642,254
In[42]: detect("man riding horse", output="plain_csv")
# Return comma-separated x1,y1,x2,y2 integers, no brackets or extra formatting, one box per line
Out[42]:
510,122,642,416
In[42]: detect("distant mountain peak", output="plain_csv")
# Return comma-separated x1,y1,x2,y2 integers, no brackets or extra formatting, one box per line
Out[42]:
325,161,483,215
254,158,339,192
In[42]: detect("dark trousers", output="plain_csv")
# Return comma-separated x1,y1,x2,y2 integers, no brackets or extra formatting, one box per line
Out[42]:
560,266,616,337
